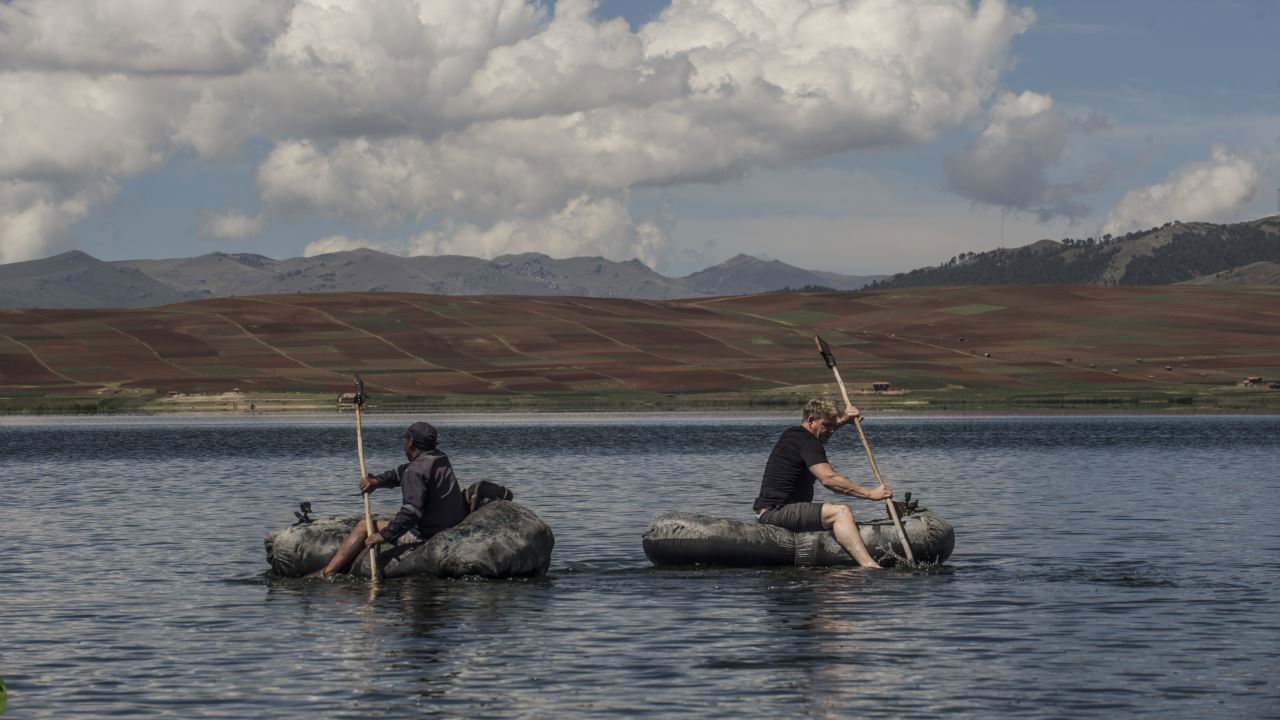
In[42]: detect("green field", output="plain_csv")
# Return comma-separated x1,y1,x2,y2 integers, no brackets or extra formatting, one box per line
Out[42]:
1,286,1278,414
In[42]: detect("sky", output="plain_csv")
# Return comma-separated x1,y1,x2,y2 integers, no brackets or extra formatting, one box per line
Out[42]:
1,0,1277,276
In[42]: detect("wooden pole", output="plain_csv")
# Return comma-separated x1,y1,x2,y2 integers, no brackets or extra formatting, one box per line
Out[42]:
814,336,916,564
354,376,378,585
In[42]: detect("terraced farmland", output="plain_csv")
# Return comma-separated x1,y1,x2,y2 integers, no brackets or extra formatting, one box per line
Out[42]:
1,286,1278,412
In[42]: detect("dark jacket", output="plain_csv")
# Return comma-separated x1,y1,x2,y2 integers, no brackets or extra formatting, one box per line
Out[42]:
374,449,467,543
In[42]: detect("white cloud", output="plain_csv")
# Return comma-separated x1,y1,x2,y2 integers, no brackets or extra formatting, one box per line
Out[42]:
946,90,1109,220
0,0,294,74
0,180,115,264
0,73,177,179
301,194,669,269
253,0,1036,234
1102,146,1261,236
410,194,670,269
200,209,266,240
0,0,1035,263
302,234,389,257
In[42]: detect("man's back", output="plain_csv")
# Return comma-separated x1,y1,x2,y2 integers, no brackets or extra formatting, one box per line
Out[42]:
754,426,829,511
380,450,468,541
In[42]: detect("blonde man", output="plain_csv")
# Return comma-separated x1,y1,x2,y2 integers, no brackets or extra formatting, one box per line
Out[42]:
753,399,892,569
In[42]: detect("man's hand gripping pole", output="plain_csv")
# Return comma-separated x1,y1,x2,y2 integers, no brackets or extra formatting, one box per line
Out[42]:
813,336,915,564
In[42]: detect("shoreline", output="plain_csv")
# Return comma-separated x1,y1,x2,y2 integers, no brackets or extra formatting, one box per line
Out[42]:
2,402,1278,420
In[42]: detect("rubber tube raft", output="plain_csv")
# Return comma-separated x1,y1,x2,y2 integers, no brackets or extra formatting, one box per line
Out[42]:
642,509,954,568
265,500,555,579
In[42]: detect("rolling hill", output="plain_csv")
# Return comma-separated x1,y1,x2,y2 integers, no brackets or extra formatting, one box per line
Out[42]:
2,285,1277,412
872,216,1280,288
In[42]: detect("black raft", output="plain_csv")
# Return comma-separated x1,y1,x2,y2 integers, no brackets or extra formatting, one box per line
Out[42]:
642,508,953,568
265,492,554,579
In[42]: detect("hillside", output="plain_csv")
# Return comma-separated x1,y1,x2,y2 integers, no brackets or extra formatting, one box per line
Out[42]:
1183,261,1280,286
0,251,191,308
0,250,879,309
1,286,1277,413
872,216,1280,288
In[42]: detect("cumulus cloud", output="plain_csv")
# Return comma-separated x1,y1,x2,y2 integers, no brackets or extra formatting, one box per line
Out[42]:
301,194,670,269
945,90,1109,220
0,180,115,264
410,194,670,269
200,209,266,240
0,0,294,74
1101,146,1261,236
302,234,385,257
1,0,1035,263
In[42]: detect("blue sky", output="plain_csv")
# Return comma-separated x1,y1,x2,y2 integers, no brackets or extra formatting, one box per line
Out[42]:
2,0,1275,275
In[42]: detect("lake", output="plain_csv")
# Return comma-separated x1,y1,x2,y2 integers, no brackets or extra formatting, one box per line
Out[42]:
2,414,1278,718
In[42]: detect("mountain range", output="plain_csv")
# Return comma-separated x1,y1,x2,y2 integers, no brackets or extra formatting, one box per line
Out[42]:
0,249,880,309
871,216,1280,289
5,214,1277,310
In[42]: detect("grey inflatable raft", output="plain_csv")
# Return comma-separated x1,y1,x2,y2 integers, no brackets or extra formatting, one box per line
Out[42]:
642,509,953,568
265,500,555,579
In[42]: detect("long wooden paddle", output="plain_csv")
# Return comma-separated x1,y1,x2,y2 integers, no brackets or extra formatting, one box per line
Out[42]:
814,336,916,564
353,375,378,585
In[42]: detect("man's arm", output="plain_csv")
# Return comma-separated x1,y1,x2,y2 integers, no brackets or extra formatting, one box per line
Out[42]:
376,467,428,544
810,462,891,501
360,464,408,494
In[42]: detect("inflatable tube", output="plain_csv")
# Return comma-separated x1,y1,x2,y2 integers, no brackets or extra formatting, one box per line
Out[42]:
642,509,953,568
265,500,554,579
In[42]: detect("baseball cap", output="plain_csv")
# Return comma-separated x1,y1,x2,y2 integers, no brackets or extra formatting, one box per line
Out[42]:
403,421,438,450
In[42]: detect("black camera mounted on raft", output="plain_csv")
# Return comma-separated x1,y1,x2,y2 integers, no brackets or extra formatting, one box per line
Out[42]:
893,492,923,518
293,501,314,526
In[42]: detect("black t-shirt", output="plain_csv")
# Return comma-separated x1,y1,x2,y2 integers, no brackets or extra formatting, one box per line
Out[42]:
754,426,830,511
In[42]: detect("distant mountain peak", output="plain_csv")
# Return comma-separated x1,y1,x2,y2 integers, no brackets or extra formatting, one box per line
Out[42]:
0,247,881,308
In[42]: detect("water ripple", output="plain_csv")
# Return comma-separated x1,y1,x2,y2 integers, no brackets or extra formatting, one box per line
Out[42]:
1,415,1278,718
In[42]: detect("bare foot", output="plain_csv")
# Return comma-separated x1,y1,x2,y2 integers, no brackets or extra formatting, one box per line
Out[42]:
859,562,884,570
303,569,331,579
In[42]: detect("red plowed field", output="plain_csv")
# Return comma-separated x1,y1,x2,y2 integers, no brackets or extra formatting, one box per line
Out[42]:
0,286,1277,406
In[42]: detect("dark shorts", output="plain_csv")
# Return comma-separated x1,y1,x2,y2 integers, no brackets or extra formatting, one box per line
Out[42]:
757,502,826,533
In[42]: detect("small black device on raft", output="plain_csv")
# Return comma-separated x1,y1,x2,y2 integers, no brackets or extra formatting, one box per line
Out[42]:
293,501,314,526
892,492,923,518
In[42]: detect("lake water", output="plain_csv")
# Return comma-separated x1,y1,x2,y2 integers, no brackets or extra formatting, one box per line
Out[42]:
2,414,1278,718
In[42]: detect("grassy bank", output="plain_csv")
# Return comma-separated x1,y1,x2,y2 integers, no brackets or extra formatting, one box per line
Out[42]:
3,384,1277,416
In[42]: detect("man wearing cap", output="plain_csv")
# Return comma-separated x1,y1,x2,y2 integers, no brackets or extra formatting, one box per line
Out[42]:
306,421,468,579
753,398,892,569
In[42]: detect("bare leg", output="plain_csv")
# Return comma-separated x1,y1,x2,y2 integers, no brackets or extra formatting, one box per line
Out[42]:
822,503,882,569
305,519,388,578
